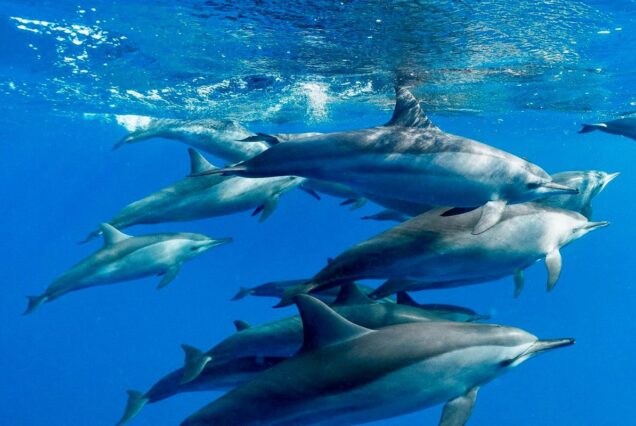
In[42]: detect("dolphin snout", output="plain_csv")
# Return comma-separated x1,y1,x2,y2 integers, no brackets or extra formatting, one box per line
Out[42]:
601,172,620,189
527,338,575,355
206,237,233,248
583,221,610,231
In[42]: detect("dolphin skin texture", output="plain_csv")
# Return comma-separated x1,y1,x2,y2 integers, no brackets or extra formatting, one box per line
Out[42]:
181,295,573,426
199,88,578,234
25,224,231,314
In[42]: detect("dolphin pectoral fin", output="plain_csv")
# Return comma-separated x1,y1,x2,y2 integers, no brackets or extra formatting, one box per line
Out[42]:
258,197,279,223
513,269,525,298
579,123,603,134
180,344,212,384
439,386,479,426
231,286,254,301
117,390,149,425
581,204,593,220
545,249,562,291
233,320,251,332
23,294,48,315
156,265,181,289
472,200,507,235
340,197,367,210
298,185,322,200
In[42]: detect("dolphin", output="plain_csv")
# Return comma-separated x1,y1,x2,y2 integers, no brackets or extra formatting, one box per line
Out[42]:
197,87,577,234
178,283,467,384
395,292,490,322
117,356,285,425
112,116,363,205
536,170,619,219
579,116,636,141
24,224,231,314
181,295,574,426
276,203,607,305
230,279,377,303
363,169,619,222
80,149,300,243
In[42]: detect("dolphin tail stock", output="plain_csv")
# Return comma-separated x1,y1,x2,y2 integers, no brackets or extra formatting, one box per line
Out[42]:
180,344,212,384
578,123,603,134
23,294,48,315
78,228,102,245
273,282,316,308
117,390,149,425
231,286,254,301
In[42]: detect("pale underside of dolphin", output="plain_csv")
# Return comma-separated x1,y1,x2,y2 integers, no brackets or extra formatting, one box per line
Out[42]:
196,87,577,235
24,224,231,314
80,149,299,243
180,295,574,426
275,203,607,306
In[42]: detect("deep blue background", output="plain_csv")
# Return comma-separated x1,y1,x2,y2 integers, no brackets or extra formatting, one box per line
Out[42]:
1,108,633,425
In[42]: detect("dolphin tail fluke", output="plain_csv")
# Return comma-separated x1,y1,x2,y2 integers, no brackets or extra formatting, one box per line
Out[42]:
180,344,212,384
579,124,602,134
274,283,314,308
231,286,254,301
117,390,149,425
23,294,48,315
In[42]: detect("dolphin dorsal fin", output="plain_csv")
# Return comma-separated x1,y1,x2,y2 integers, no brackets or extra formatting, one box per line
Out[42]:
296,295,372,352
233,320,251,332
385,87,435,129
396,291,418,306
188,148,216,175
332,283,375,306
100,223,131,246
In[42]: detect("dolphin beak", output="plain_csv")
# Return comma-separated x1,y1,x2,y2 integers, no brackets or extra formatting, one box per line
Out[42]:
542,182,579,195
583,221,610,231
525,338,575,356
601,172,620,189
206,237,233,249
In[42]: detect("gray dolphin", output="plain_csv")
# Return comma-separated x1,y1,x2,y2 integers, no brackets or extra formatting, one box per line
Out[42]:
80,149,299,243
277,203,607,305
199,87,577,234
117,356,285,425
179,284,463,384
579,117,636,141
364,169,619,222
112,116,363,205
395,292,490,322
181,295,574,426
230,279,377,303
536,170,619,219
24,224,231,314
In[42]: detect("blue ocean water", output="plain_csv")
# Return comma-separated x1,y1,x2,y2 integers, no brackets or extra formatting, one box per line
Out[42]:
1,1,635,425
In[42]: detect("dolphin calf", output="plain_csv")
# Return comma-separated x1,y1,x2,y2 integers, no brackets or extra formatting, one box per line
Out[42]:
117,356,285,425
277,203,607,305
179,283,468,384
80,149,299,243
24,224,231,314
536,170,619,219
579,116,636,141
198,87,576,234
181,295,574,426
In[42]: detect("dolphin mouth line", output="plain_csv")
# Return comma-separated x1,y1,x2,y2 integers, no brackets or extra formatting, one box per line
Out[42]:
602,172,620,189
583,221,610,231
518,338,575,358
208,237,233,247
